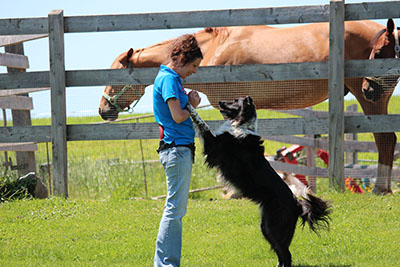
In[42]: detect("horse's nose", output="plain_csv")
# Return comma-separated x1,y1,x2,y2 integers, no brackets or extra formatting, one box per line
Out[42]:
98,107,118,121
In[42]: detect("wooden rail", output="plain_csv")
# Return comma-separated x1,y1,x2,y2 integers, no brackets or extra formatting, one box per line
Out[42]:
1,2,399,35
1,59,400,89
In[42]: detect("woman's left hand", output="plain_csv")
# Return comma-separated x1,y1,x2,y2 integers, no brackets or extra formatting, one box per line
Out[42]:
188,90,201,108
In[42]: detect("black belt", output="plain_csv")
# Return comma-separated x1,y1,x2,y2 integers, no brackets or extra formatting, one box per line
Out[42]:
157,140,196,162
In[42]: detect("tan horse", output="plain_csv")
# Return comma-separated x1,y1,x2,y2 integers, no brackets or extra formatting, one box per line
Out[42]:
98,20,399,194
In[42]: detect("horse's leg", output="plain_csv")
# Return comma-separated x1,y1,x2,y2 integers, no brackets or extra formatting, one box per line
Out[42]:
345,78,396,194
372,132,396,194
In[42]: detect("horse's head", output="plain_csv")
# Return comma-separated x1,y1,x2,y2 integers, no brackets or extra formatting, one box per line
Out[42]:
98,48,146,121
362,19,400,102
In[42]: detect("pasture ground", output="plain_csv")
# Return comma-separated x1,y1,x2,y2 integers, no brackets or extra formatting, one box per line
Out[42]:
0,191,399,267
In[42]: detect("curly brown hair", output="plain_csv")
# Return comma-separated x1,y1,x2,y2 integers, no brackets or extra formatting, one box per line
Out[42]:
170,34,203,66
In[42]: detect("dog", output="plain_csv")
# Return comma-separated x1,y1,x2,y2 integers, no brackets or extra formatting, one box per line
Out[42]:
186,96,331,267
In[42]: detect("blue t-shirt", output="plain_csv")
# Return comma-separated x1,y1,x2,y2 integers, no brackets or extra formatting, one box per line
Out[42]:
153,65,195,145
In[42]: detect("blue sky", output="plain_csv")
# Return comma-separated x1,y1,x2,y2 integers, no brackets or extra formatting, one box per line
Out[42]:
0,0,397,118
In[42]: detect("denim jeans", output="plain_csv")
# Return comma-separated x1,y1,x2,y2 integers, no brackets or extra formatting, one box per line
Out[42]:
154,146,193,267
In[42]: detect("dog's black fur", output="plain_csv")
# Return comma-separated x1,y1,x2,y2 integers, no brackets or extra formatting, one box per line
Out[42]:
187,96,331,267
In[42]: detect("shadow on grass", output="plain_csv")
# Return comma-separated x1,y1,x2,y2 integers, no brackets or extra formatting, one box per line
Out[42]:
294,265,351,267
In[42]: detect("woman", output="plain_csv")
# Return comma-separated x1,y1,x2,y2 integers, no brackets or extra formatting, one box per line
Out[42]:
153,34,203,267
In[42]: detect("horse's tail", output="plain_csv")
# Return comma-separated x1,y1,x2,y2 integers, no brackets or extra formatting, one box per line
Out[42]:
297,192,332,233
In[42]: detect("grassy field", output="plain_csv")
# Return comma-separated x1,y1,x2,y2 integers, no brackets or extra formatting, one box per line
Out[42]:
0,192,399,266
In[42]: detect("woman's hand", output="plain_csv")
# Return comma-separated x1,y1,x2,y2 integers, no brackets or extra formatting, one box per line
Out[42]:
188,90,201,108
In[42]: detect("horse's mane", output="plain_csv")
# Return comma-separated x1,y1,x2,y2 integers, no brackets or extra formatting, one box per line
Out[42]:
201,27,230,41
203,26,228,35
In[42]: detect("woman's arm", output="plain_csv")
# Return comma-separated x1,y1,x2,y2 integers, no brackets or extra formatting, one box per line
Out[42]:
167,98,190,123
167,90,201,124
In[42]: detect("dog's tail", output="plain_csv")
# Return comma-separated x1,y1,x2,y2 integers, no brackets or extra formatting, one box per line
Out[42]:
297,191,332,233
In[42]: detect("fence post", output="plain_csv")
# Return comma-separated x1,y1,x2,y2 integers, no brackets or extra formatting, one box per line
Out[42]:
328,0,345,191
48,10,68,197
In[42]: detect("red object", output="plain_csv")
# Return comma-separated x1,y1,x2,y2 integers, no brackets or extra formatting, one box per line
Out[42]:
316,149,329,165
280,145,308,186
316,149,364,194
158,124,164,140
345,178,364,193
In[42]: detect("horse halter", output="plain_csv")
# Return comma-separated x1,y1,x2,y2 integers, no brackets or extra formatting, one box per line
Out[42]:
365,27,400,89
102,85,143,113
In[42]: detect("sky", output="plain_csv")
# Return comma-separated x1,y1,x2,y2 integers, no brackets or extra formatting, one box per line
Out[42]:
0,0,398,118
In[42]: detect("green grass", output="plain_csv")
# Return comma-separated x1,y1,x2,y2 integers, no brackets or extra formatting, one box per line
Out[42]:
0,192,399,266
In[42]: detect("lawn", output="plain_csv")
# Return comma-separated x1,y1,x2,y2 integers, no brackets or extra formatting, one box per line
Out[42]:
0,192,399,266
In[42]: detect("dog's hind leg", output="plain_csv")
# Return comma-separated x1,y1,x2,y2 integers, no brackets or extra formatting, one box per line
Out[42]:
260,205,296,267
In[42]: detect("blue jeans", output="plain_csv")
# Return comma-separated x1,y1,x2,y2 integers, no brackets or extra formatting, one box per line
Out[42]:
154,146,193,267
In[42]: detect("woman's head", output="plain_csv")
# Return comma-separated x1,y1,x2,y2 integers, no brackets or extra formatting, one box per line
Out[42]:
170,34,203,66
169,34,203,78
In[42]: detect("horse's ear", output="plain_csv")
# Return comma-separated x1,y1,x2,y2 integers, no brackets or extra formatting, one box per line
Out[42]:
387,19,394,35
127,48,134,59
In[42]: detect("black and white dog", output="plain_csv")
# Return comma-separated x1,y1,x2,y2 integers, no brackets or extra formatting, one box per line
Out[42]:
187,96,331,267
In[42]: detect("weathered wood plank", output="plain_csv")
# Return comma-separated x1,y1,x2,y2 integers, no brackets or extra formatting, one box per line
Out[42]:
1,2,398,35
0,52,29,69
0,87,49,97
262,135,399,153
1,115,400,143
48,10,68,197
270,160,395,179
276,108,361,118
345,1,400,21
0,96,33,110
0,59,399,89
0,126,51,143
329,0,345,190
345,115,400,133
0,34,48,47
0,142,37,151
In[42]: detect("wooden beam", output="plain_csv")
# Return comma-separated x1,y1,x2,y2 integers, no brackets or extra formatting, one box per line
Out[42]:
1,114,400,142
0,87,49,97
0,52,29,69
269,160,396,179
328,0,345,191
0,96,33,110
0,142,37,152
1,58,399,90
1,2,399,34
49,9,68,198
0,34,47,47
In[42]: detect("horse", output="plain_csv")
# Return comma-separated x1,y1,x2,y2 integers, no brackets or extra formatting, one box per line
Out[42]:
98,19,399,194
359,19,400,194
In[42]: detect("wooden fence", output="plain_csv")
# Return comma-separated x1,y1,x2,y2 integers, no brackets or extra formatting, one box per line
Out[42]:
1,1,400,196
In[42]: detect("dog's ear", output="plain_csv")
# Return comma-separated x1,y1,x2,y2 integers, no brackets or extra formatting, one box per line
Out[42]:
244,96,253,106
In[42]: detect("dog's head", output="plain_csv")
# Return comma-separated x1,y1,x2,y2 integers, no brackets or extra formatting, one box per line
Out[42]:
218,96,257,133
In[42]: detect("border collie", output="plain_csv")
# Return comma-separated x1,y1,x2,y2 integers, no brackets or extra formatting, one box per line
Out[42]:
187,96,331,267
